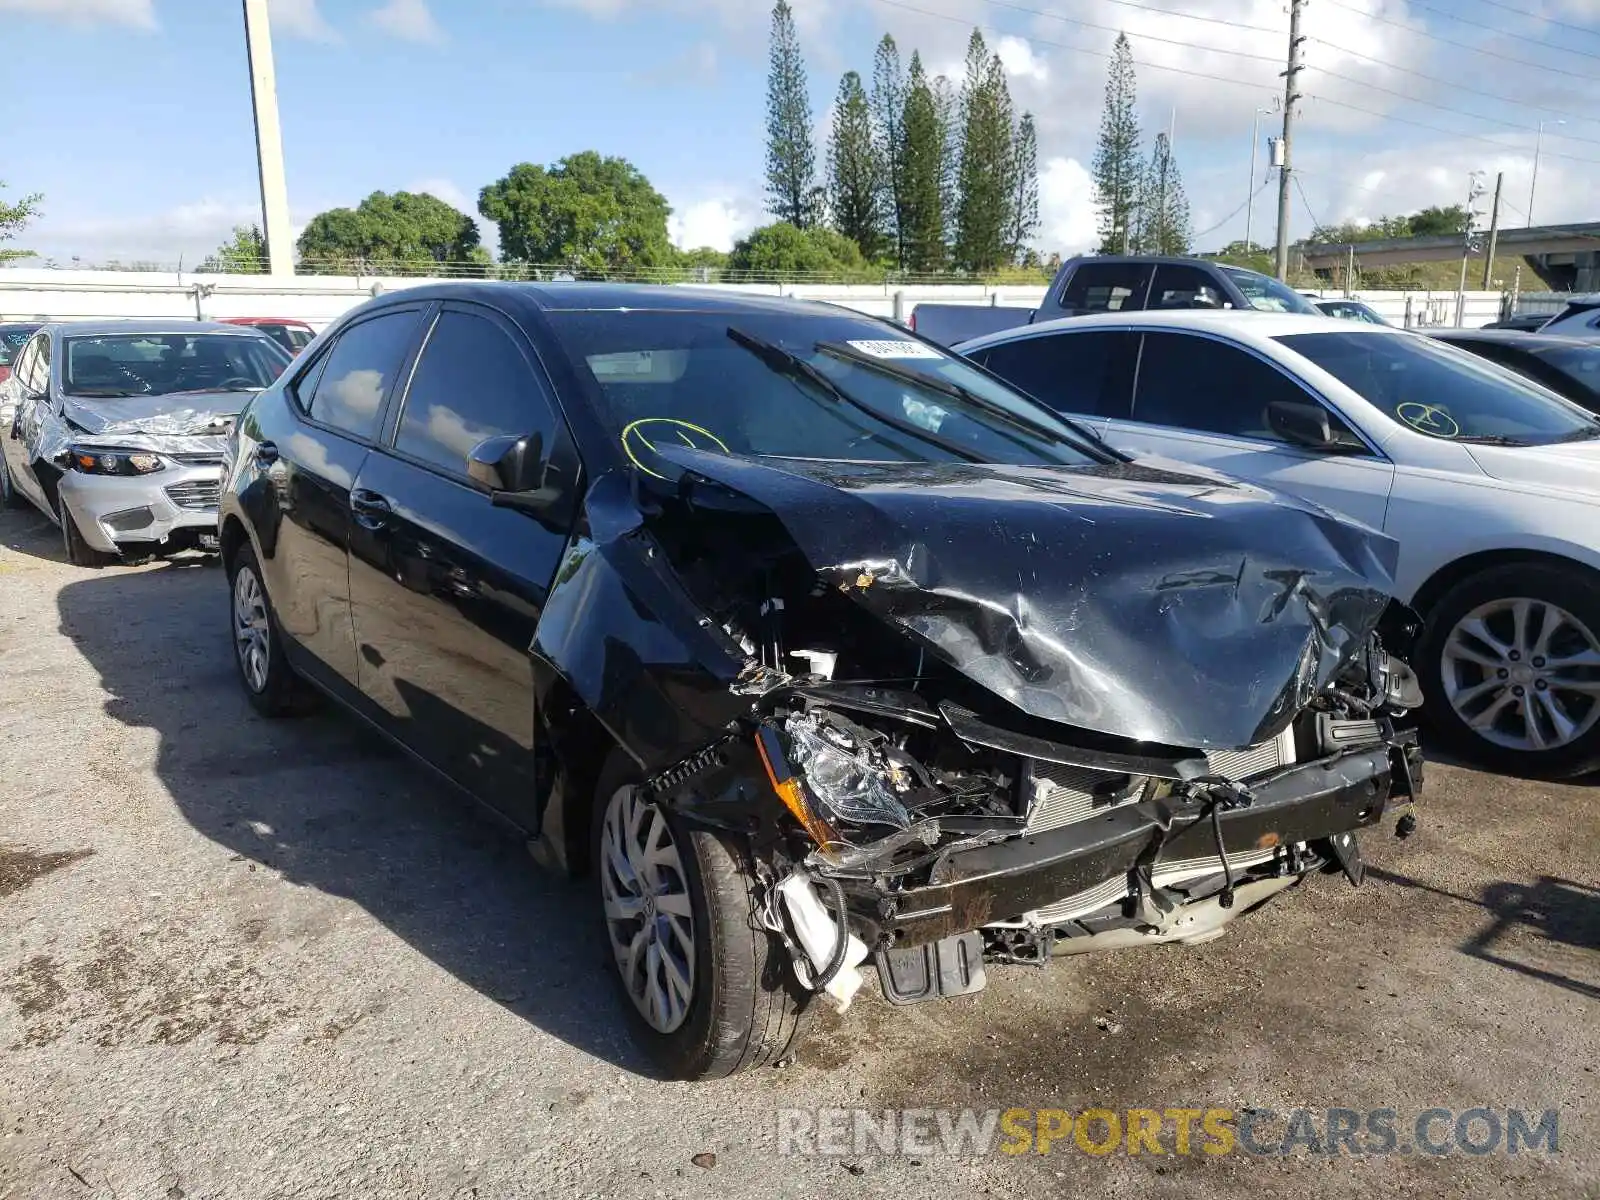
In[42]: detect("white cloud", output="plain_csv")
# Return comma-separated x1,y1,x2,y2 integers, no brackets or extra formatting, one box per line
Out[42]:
1037,157,1098,255
268,0,339,42
0,0,155,29
367,0,444,43
406,178,473,214
668,196,758,252
994,35,1048,84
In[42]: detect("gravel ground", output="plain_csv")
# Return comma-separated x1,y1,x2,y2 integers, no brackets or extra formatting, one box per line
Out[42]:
1,503,1596,1200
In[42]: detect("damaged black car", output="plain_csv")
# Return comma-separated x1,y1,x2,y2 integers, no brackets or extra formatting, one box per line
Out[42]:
216,284,1424,1080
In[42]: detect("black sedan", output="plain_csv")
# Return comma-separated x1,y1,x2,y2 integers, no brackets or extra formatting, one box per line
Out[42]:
1429,329,1600,414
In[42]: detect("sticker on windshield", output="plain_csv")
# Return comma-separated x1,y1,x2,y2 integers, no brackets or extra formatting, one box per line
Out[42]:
1396,402,1461,438
845,339,946,360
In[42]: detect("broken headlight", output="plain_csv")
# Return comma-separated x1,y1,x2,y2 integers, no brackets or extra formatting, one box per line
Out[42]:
784,712,913,831
67,446,165,476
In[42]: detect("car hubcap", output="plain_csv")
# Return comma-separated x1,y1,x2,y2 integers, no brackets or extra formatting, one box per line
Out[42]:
233,566,271,694
599,785,695,1034
1442,597,1600,752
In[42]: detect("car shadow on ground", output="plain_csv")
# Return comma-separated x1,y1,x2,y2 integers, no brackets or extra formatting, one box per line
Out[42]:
54,561,650,1075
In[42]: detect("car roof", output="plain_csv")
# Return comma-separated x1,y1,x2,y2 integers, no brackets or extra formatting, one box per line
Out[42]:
220,316,313,326
1429,329,1597,350
0,321,42,331
956,308,1371,352
40,319,280,338
361,280,865,320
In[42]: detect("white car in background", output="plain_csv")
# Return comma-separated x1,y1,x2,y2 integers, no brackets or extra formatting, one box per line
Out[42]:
958,310,1600,777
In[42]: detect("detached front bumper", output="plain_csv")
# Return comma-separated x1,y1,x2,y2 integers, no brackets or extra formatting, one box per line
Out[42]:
60,463,222,554
876,740,1420,948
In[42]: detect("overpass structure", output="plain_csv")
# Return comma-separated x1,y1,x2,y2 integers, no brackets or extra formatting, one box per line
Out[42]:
1300,222,1600,291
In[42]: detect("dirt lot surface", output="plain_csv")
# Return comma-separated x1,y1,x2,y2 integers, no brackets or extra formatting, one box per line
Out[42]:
1,504,1596,1199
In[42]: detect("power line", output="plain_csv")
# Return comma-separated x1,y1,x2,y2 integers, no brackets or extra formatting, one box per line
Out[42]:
1385,0,1600,62
1194,180,1274,242
1469,0,1600,40
966,0,1283,67
982,0,1279,39
1318,0,1598,82
1292,173,1323,231
1305,94,1600,167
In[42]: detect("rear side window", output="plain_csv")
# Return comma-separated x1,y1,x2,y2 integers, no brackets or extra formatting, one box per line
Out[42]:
1059,263,1152,314
302,311,419,441
1149,265,1226,310
972,331,1137,418
1134,331,1322,441
394,311,559,478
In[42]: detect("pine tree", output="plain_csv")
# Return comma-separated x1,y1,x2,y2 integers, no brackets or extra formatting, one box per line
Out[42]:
954,31,1015,274
900,52,947,274
828,71,885,260
1092,32,1142,255
765,1,817,229
1137,132,1192,254
870,35,908,268
933,72,960,261
1007,113,1040,264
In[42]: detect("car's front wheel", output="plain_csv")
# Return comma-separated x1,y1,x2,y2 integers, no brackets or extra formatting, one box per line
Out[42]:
58,498,116,568
591,754,812,1079
228,543,314,717
1419,562,1600,778
0,451,28,510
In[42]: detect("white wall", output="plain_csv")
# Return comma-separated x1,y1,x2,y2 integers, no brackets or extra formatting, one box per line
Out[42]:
0,268,1504,330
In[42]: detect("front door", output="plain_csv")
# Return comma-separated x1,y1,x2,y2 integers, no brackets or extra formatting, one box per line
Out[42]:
346,304,576,826
1102,330,1397,531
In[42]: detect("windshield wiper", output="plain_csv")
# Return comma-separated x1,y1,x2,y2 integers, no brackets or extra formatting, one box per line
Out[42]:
1453,435,1530,446
65,389,145,398
725,327,983,463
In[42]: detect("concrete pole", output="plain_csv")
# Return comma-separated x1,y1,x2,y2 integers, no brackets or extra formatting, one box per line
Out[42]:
1482,172,1503,291
243,0,294,277
1274,0,1306,281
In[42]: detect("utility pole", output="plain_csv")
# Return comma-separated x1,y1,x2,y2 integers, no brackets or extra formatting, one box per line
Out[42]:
1455,171,1488,327
1481,171,1503,290
242,0,293,276
1274,0,1306,281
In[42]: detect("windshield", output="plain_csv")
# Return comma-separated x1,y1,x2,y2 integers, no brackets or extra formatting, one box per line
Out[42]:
545,310,1107,470
0,328,34,366
1280,330,1600,446
1222,267,1320,314
1535,344,1600,400
62,333,289,398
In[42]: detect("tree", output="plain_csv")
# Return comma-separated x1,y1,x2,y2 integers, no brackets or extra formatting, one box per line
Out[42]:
727,222,868,278
1006,113,1040,264
479,152,673,272
0,181,43,264
953,30,1015,274
1136,132,1191,254
827,71,885,260
870,35,909,268
1407,205,1469,237
199,224,266,274
1092,33,1142,255
298,190,483,274
765,1,819,229
900,53,948,274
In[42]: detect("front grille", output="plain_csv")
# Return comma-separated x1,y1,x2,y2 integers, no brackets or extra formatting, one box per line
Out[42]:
1027,848,1283,927
165,479,221,511
168,451,224,466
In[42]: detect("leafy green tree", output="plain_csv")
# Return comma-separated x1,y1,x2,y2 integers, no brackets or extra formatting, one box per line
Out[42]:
1092,33,1142,254
764,1,819,229
1006,113,1040,264
0,181,43,264
727,222,868,278
199,224,266,274
900,53,948,274
1406,205,1469,236
1136,132,1191,254
298,190,483,274
953,30,1015,273
479,152,673,271
827,71,885,261
870,35,908,268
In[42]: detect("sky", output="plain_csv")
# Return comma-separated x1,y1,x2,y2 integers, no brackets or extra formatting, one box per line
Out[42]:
5,0,1600,267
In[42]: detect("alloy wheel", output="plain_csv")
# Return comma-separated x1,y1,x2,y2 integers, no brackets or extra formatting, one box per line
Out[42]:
233,565,271,694
1442,597,1600,752
599,784,696,1034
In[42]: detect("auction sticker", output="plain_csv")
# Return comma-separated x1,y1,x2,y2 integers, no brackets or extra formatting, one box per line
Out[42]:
846,339,946,360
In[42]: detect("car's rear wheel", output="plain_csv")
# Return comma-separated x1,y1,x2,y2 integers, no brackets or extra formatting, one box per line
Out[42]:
591,753,812,1079
1418,562,1600,778
58,498,116,568
228,542,315,717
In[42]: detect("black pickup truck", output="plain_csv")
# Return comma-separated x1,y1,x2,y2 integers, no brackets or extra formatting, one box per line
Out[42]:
910,254,1321,347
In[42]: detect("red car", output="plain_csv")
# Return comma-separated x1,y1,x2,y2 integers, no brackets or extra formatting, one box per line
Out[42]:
219,317,316,356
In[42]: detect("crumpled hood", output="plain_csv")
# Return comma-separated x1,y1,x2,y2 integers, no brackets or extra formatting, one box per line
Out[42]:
656,447,1402,751
62,391,246,438
1464,437,1600,502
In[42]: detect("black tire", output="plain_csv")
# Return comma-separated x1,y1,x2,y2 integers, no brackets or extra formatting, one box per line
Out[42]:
0,450,27,510
59,499,117,568
591,752,812,1080
227,541,316,718
1417,562,1600,778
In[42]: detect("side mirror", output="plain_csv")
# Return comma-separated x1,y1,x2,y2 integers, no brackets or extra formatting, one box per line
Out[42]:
1267,399,1347,451
467,432,545,494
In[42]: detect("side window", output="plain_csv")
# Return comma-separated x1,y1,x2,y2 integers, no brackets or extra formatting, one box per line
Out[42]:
1149,265,1226,310
25,335,50,395
302,311,420,441
1133,331,1363,447
12,338,40,394
1059,263,1152,314
393,311,558,478
972,331,1136,419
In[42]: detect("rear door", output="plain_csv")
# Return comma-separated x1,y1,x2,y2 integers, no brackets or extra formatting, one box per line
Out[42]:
965,328,1138,438
346,303,577,826
259,305,426,689
6,334,54,512
1100,330,1396,529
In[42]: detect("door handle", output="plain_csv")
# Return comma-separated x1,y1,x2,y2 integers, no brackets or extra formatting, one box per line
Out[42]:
255,441,279,466
350,489,392,529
